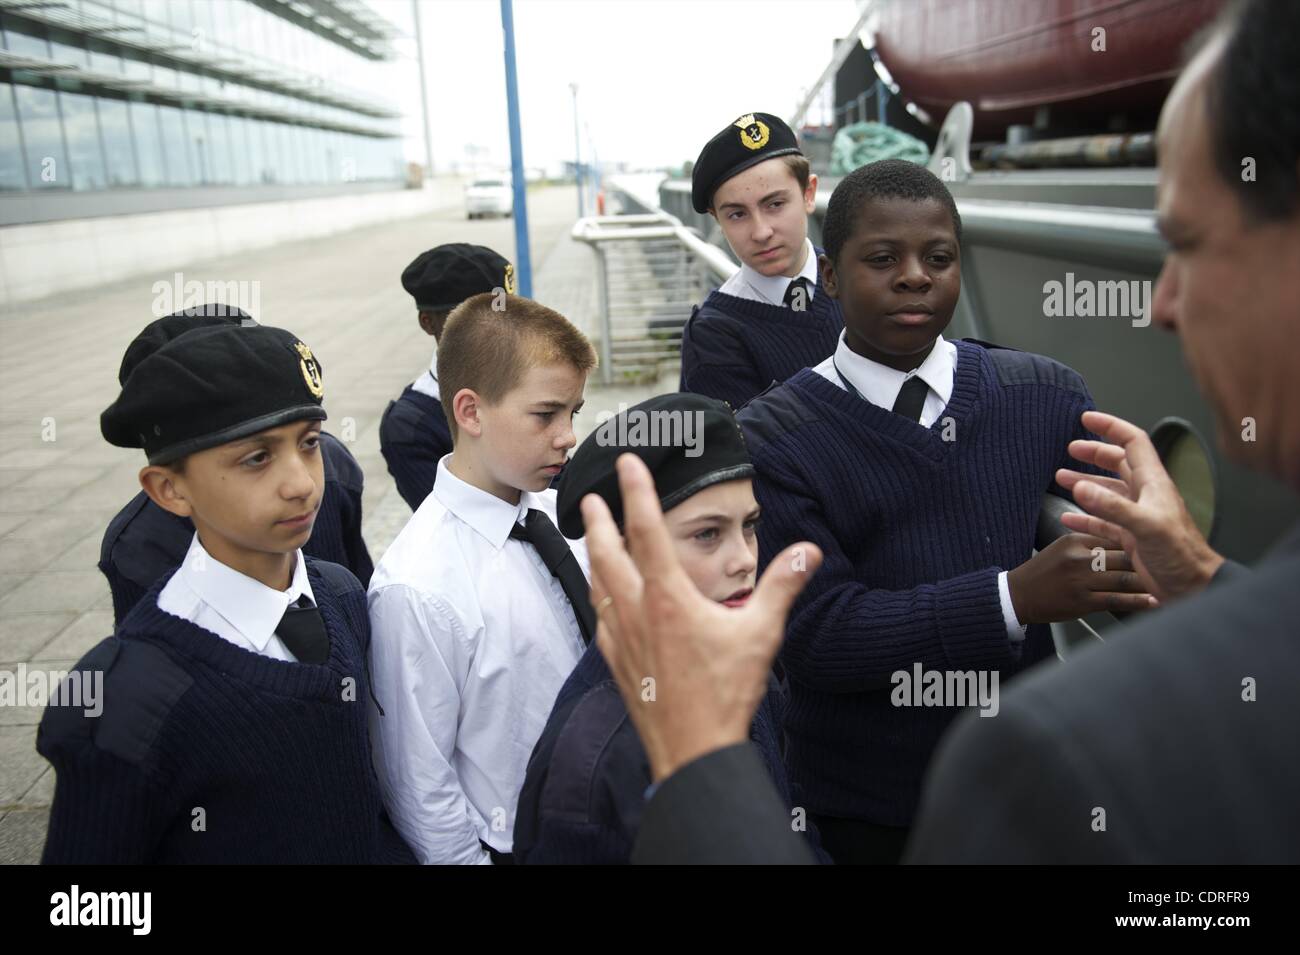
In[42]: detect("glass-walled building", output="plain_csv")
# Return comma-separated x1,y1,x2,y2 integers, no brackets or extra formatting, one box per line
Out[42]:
0,0,409,224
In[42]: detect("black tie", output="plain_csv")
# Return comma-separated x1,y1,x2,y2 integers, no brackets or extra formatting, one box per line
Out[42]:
782,277,810,310
276,595,330,664
510,509,595,645
892,375,930,423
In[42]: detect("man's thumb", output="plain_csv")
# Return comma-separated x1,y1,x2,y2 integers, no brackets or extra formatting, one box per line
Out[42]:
751,542,822,620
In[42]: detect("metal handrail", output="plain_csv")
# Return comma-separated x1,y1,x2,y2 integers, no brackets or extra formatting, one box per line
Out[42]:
572,211,738,383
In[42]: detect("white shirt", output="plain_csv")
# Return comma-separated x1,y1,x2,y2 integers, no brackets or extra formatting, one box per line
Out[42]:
367,455,589,864
718,237,819,307
157,533,316,661
813,333,1026,640
411,349,440,400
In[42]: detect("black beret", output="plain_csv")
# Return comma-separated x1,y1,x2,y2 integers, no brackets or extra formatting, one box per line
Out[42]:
691,112,803,214
102,323,327,466
401,243,514,311
556,393,754,539
118,304,256,385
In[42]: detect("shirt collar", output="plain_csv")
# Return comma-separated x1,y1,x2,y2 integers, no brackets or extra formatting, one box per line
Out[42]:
177,533,315,652
432,455,533,550
739,237,818,307
833,332,955,410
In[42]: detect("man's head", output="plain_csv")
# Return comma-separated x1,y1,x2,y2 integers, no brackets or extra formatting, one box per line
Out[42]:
438,293,596,501
819,159,963,372
1152,0,1300,487
556,393,759,605
401,243,514,341
693,113,817,278
102,323,329,569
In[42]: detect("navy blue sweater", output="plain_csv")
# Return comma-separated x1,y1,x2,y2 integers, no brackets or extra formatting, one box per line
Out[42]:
679,264,844,411
37,558,415,864
98,431,373,626
737,340,1100,827
379,385,452,512
512,642,828,864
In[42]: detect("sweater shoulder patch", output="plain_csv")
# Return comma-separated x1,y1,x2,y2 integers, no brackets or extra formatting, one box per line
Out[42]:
308,558,364,600
964,339,1088,396
540,681,640,822
37,636,193,771
736,381,817,457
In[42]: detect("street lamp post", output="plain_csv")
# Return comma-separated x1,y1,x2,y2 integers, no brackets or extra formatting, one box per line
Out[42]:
570,82,584,218
500,0,533,296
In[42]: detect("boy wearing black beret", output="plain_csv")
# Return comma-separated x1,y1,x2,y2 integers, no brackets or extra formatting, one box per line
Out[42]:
98,305,373,626
380,243,515,510
511,393,828,864
37,323,414,863
679,112,844,411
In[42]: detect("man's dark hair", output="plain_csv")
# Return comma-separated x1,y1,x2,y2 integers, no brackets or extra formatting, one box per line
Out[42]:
821,159,962,263
1204,0,1300,224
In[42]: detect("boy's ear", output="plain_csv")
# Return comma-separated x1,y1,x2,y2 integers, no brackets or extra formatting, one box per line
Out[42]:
803,173,818,214
452,387,485,439
818,252,839,298
139,465,194,519
417,310,438,337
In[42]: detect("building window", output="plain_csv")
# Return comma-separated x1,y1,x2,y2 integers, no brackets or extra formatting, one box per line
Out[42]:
13,84,68,190
158,104,192,186
58,90,108,190
129,100,165,186
98,95,139,187
0,84,27,190
2,21,50,60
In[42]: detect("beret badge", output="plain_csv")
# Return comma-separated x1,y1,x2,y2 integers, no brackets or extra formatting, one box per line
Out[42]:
734,113,770,151
294,341,324,399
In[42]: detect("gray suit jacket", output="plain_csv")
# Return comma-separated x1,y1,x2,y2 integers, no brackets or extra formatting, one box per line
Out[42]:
905,526,1300,863
633,743,816,865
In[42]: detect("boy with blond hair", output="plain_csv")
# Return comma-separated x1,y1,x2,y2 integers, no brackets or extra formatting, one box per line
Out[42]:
367,292,597,864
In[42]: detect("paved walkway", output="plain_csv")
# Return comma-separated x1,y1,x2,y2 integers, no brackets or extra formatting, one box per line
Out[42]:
0,184,676,863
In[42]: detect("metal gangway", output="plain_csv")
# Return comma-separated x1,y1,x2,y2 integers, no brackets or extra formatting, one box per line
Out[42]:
571,212,738,386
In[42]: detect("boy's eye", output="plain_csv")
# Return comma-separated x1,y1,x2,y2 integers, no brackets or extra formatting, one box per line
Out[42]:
242,451,269,467
929,253,953,265
302,434,321,451
534,412,555,422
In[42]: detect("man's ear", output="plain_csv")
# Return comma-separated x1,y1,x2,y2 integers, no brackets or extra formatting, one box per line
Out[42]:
139,465,193,518
417,310,438,337
452,387,485,439
804,173,818,213
818,252,839,298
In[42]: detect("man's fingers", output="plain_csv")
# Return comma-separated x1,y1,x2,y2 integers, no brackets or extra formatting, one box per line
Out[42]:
1094,591,1159,614
1059,511,1126,546
1067,439,1131,480
749,542,823,631
1080,410,1167,478
1102,549,1134,572
1056,468,1132,500
1088,569,1146,593
1071,480,1149,534
581,490,643,618
615,454,693,592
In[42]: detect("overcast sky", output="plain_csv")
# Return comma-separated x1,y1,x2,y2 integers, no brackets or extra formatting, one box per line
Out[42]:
386,0,859,173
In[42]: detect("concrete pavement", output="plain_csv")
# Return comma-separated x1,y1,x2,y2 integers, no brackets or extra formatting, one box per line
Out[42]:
0,183,676,863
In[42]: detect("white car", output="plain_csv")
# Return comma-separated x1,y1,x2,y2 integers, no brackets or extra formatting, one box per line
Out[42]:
465,179,513,219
